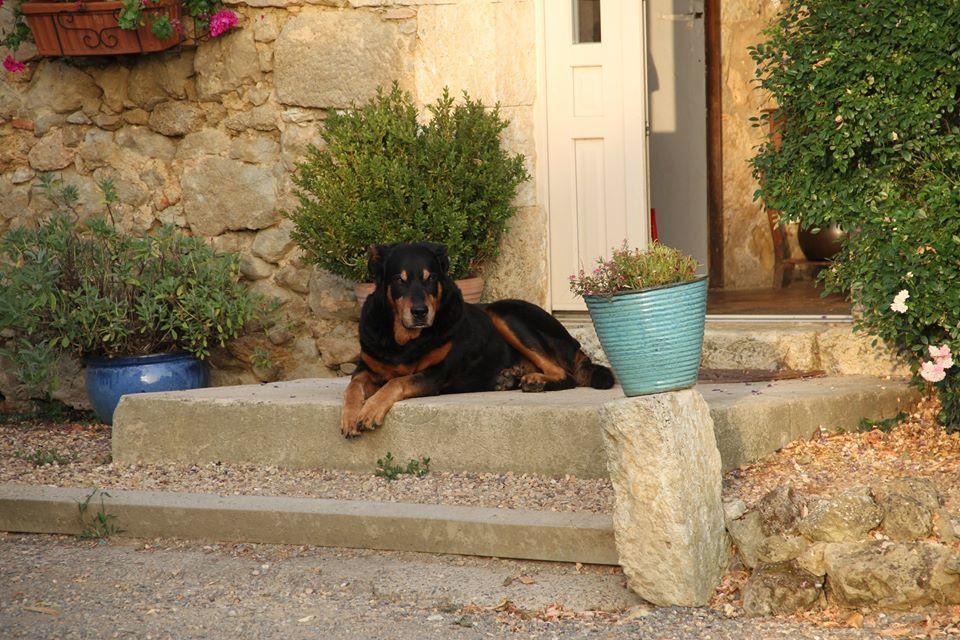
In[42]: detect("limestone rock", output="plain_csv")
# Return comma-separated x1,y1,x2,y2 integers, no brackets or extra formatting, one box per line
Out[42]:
723,499,747,523
798,488,883,542
77,129,117,171
274,10,412,109
229,134,280,164
177,128,231,159
252,220,295,263
742,562,822,617
875,477,942,511
275,264,311,294
756,484,805,535
26,61,101,115
92,113,123,131
880,494,933,541
240,253,274,280
10,167,35,185
824,542,960,609
127,52,195,109
28,130,75,171
122,109,151,126
224,104,279,132
757,535,811,565
148,101,204,136
195,29,262,100
280,122,323,170
114,126,176,161
89,65,129,114
252,13,281,42
66,110,91,125
727,510,764,569
933,509,957,543
182,157,278,236
600,390,729,606
795,542,829,576
308,269,359,321
317,322,359,368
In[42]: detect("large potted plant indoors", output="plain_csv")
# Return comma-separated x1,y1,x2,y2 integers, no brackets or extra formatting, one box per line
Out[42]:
0,176,267,423
0,0,238,63
570,242,707,396
288,83,529,306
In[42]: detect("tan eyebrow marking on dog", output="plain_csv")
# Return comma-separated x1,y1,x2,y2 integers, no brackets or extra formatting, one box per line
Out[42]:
400,270,408,282
423,269,430,280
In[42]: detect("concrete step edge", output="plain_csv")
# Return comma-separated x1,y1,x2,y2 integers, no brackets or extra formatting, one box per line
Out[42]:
0,484,618,565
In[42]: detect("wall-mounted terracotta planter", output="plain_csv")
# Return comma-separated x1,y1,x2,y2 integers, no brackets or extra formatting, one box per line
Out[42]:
22,0,182,57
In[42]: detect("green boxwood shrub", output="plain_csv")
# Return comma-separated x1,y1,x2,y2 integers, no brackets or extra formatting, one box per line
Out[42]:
287,84,530,282
0,176,269,398
750,1,960,430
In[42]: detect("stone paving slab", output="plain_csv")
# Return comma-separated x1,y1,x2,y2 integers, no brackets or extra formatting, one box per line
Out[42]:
113,376,918,477
0,485,618,565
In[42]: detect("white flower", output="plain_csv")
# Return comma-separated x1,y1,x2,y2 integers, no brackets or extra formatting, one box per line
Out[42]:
890,289,909,314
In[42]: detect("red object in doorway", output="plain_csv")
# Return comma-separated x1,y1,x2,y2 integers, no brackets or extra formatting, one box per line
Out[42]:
650,208,659,242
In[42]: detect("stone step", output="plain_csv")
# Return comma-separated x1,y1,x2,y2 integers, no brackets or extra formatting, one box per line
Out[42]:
113,376,918,477
566,321,908,378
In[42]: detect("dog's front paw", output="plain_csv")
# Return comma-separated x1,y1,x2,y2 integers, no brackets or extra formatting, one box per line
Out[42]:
341,405,363,438
355,398,390,432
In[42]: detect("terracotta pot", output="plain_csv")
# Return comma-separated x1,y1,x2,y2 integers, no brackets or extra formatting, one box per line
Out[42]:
355,276,484,308
22,0,182,57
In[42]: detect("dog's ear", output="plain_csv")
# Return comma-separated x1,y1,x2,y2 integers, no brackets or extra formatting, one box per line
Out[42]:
423,242,450,275
367,244,393,285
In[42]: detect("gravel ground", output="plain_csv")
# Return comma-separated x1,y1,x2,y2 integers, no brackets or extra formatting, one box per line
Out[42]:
0,417,613,513
0,532,944,640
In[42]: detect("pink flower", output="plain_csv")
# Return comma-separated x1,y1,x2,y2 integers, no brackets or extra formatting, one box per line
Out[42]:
3,55,25,73
929,344,953,369
208,9,239,37
920,360,946,383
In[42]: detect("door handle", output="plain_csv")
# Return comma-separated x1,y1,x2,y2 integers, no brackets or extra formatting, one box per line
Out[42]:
659,11,704,21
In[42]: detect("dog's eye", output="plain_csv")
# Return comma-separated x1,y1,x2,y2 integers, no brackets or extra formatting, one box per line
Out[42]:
425,273,437,282
392,274,405,284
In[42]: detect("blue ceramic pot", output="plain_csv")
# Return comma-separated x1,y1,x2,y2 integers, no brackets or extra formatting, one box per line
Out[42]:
585,276,708,396
84,352,209,424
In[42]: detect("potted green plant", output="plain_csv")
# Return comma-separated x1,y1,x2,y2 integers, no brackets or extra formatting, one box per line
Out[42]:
569,242,707,396
288,83,530,306
1,0,238,64
0,175,267,423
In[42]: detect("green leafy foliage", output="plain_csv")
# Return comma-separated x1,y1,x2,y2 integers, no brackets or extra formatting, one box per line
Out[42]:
374,452,431,481
750,1,960,430
288,84,530,282
569,242,699,298
0,175,269,399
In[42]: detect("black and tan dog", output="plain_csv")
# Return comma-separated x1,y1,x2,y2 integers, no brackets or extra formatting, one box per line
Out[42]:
341,242,614,437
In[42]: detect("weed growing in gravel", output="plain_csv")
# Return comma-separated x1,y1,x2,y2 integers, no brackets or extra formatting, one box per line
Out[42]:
77,488,124,540
375,452,431,481
13,446,74,467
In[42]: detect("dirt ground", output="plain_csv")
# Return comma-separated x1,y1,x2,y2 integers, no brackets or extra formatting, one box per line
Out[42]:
2,533,954,640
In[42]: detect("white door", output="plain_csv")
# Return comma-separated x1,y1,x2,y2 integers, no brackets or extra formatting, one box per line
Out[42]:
545,0,649,311
647,0,708,271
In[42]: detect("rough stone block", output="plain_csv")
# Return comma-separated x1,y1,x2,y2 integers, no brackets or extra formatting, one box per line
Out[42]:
274,10,412,109
600,390,729,606
182,157,278,236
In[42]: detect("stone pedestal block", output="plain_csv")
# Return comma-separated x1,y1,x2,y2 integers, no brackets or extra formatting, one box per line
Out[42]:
600,390,730,606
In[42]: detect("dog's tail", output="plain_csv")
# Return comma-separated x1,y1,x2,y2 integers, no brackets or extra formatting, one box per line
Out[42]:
573,351,615,389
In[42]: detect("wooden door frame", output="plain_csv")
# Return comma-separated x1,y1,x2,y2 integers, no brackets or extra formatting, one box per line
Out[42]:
704,0,723,288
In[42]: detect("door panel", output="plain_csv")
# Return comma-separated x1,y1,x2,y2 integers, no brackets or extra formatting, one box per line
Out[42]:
546,0,649,311
647,0,708,271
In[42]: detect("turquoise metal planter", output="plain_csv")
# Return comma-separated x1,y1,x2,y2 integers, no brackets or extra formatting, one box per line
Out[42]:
585,276,708,396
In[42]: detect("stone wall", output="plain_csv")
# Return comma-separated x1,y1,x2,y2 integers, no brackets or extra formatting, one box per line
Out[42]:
0,0,545,403
719,0,781,289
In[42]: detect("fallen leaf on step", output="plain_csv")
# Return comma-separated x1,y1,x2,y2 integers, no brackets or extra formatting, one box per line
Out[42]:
24,606,60,616
845,612,864,628
297,615,315,623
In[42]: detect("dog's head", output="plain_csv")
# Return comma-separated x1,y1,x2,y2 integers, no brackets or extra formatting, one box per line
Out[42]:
368,242,451,330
